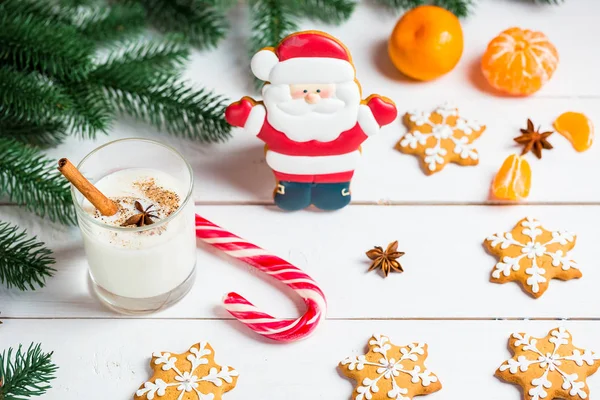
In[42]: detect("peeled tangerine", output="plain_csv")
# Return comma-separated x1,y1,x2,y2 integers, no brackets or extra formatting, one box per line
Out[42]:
481,27,559,96
492,154,531,201
553,112,594,152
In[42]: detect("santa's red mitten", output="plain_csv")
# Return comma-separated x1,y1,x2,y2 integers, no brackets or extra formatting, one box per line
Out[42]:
225,98,254,127
367,96,398,127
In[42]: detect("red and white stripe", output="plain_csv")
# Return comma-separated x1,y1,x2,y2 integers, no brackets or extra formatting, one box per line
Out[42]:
195,214,327,342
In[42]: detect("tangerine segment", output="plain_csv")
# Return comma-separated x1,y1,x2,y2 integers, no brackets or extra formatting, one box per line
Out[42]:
481,27,559,96
492,154,531,201
553,112,594,152
388,5,463,81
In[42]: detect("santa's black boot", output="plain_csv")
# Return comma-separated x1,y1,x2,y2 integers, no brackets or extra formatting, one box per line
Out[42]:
273,181,312,211
311,182,351,210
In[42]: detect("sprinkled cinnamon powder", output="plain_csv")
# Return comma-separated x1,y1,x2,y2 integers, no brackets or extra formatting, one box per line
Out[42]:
133,177,180,217
91,178,181,232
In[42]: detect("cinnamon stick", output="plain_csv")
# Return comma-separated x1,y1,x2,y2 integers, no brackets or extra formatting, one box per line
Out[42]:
58,158,118,216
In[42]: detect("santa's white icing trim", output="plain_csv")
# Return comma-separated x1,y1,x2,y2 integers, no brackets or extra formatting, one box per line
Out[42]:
254,55,355,84
244,104,266,136
265,150,361,175
251,50,279,81
250,32,356,85
357,104,380,136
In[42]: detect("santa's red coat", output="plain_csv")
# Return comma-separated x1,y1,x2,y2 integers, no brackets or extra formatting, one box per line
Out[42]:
225,96,397,183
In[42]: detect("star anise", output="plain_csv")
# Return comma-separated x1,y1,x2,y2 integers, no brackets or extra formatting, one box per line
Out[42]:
514,119,554,159
121,201,158,227
366,241,405,277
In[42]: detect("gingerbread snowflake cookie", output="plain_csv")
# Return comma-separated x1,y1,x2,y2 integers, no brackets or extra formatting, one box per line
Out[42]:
339,334,441,400
484,217,581,298
397,104,485,174
135,342,238,400
496,327,600,400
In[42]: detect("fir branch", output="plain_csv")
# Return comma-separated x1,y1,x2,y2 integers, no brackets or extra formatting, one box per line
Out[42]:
291,0,356,24
0,120,68,148
0,67,73,125
102,79,231,142
0,221,55,291
0,138,76,225
64,82,114,138
0,0,74,26
249,0,299,54
129,0,229,49
375,0,424,10
0,9,95,81
74,3,147,42
0,343,58,399
533,0,563,3
200,0,238,10
91,37,190,87
432,0,473,17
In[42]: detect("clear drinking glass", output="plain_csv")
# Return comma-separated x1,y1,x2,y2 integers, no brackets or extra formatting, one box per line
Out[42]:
72,138,196,314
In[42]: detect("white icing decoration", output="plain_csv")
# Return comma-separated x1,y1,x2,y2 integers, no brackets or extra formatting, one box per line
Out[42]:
244,104,266,136
264,57,355,85
434,103,458,118
500,328,600,400
408,111,430,126
251,49,279,82
344,335,437,400
137,343,238,400
486,217,578,291
358,104,380,136
399,105,481,172
263,80,361,143
265,149,361,175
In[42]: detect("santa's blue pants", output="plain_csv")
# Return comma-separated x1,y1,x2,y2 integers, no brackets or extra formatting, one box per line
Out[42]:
274,181,351,211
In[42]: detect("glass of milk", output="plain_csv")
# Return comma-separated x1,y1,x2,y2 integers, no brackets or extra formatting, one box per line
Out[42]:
72,138,196,314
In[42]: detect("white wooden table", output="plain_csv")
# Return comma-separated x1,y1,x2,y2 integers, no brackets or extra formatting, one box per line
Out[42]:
2,1,600,398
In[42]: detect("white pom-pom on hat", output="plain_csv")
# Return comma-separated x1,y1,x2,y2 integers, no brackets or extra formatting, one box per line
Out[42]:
251,49,279,82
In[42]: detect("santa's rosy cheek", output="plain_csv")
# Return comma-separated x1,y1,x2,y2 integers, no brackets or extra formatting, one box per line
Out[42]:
291,90,307,99
318,89,333,98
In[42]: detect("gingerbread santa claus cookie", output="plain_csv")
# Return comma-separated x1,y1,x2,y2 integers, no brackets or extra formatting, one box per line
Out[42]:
225,31,398,211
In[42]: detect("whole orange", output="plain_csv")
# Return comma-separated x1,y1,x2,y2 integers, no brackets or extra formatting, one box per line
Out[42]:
388,5,464,81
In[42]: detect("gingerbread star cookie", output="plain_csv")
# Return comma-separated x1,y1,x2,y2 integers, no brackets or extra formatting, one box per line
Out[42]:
484,217,581,298
135,342,238,400
339,334,442,400
397,104,485,175
496,327,600,400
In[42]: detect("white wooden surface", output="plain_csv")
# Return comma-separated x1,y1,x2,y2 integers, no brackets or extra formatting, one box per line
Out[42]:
2,1,600,399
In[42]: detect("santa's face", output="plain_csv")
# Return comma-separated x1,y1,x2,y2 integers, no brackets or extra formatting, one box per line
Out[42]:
263,81,361,143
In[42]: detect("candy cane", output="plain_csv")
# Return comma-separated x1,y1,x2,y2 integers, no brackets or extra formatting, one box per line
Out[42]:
195,214,327,342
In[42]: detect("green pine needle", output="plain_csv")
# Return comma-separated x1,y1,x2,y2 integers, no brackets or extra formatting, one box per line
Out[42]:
0,67,73,126
64,82,114,138
0,138,76,225
0,222,56,291
0,343,58,399
74,3,147,42
0,120,68,148
91,37,190,87
102,79,231,142
249,0,299,53
0,0,75,26
375,0,424,10
0,8,94,81
85,37,231,141
291,0,356,24
432,0,473,17
249,0,299,88
130,0,229,49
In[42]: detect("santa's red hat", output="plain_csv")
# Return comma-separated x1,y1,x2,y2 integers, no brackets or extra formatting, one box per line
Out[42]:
251,31,356,85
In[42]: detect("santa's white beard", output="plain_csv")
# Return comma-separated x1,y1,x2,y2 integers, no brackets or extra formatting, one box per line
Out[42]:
263,81,361,143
